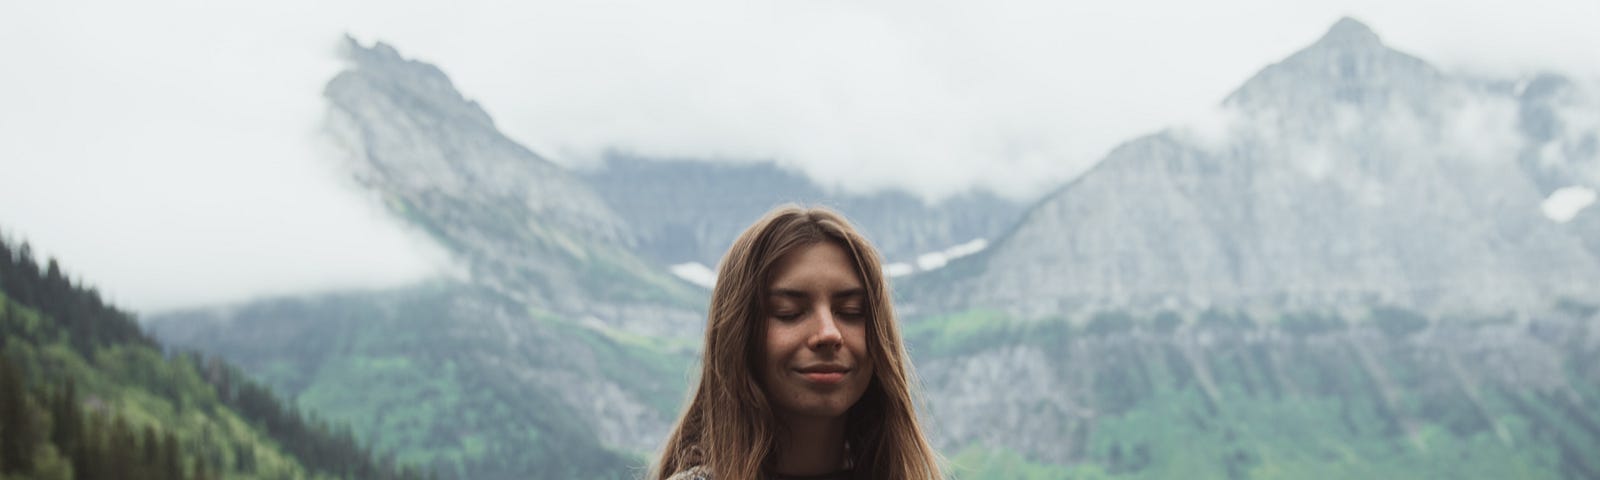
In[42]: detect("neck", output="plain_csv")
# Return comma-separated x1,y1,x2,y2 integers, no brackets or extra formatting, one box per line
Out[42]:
771,412,848,477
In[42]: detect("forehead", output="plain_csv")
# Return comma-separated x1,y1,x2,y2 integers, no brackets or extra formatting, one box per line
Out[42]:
768,242,864,296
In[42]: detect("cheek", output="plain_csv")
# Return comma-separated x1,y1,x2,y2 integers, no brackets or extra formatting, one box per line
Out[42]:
762,322,795,373
847,324,872,370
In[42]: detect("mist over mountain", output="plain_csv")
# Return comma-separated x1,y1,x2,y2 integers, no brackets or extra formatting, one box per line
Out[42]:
142,17,1600,480
321,37,705,337
152,39,713,479
578,154,1023,272
909,18,1600,318
899,18,1600,479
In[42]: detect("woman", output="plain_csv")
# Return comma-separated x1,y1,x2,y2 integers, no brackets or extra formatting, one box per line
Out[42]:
653,205,944,480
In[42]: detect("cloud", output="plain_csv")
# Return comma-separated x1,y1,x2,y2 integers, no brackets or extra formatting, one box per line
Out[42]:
1,0,1595,311
0,2,452,312
408,0,1598,203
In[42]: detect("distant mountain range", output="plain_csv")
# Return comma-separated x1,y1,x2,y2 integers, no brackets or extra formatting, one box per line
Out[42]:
146,18,1600,479
907,17,1600,318
577,154,1023,275
903,19,1600,478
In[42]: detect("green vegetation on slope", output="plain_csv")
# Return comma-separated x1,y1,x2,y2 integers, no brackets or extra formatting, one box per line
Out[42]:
910,307,1600,479
151,282,698,479
0,233,431,480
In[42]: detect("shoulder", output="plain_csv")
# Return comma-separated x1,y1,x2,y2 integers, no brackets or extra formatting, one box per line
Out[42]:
665,465,712,480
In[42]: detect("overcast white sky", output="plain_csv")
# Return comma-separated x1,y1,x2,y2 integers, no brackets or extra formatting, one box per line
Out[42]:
1,0,1596,312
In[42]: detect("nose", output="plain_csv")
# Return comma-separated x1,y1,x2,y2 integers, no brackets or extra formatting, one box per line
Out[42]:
810,306,844,350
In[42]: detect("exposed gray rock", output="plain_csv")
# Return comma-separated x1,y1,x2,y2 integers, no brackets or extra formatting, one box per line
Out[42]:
578,155,1024,269
322,37,701,326
910,17,1600,318
149,281,688,477
914,312,1600,467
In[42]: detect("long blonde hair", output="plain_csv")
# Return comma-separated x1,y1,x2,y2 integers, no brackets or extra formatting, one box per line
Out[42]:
652,205,942,480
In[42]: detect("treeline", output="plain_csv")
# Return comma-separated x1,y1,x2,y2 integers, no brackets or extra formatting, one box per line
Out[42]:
0,239,153,356
0,232,433,479
1,356,216,479
200,353,418,479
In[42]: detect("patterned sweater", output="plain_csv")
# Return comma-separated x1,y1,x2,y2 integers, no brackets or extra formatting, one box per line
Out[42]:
665,466,711,480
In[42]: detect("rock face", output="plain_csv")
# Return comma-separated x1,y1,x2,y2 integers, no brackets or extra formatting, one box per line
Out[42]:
323,37,699,325
909,308,1600,478
149,281,693,479
154,38,710,480
910,18,1600,318
578,155,1024,269
900,18,1600,478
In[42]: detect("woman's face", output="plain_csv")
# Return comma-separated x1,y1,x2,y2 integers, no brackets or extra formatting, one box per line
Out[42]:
760,241,875,420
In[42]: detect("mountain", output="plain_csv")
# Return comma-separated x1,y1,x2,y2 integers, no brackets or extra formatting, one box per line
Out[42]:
150,39,706,479
908,305,1600,479
908,17,1600,318
323,36,700,331
150,281,689,479
578,154,1023,273
141,18,1600,480
0,233,431,480
893,18,1600,479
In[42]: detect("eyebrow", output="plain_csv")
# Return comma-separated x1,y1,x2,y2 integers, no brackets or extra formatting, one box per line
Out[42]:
769,287,866,300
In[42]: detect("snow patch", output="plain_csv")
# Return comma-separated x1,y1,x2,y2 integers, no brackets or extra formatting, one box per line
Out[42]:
1541,186,1597,223
670,262,717,289
944,238,989,259
674,240,990,285
908,238,989,275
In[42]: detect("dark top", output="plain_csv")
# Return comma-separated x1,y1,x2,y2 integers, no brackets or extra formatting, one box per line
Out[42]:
667,466,855,480
767,469,853,480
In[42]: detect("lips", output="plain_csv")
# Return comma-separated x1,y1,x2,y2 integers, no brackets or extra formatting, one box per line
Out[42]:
795,364,850,385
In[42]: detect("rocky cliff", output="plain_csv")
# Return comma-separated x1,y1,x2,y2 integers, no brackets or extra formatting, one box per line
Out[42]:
579,154,1023,271
909,18,1600,318
323,37,701,333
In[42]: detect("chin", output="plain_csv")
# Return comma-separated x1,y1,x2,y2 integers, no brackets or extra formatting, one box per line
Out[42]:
780,393,858,418
787,404,853,419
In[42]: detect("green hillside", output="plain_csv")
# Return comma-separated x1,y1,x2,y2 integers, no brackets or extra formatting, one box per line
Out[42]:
149,281,697,479
906,307,1600,479
0,234,431,480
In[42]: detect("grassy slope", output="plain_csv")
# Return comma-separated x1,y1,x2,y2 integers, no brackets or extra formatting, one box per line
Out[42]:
155,282,697,479
909,308,1600,479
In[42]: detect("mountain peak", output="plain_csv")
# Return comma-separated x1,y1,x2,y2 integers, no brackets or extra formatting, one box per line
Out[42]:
339,35,405,67
1222,17,1442,110
330,36,495,130
1315,17,1382,49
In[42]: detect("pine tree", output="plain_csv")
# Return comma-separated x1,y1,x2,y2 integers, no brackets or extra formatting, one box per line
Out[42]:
191,455,212,480
163,431,184,480
0,302,13,345
69,409,102,480
11,243,38,306
70,440,97,480
0,354,37,474
106,415,140,480
142,426,163,479
49,379,80,453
